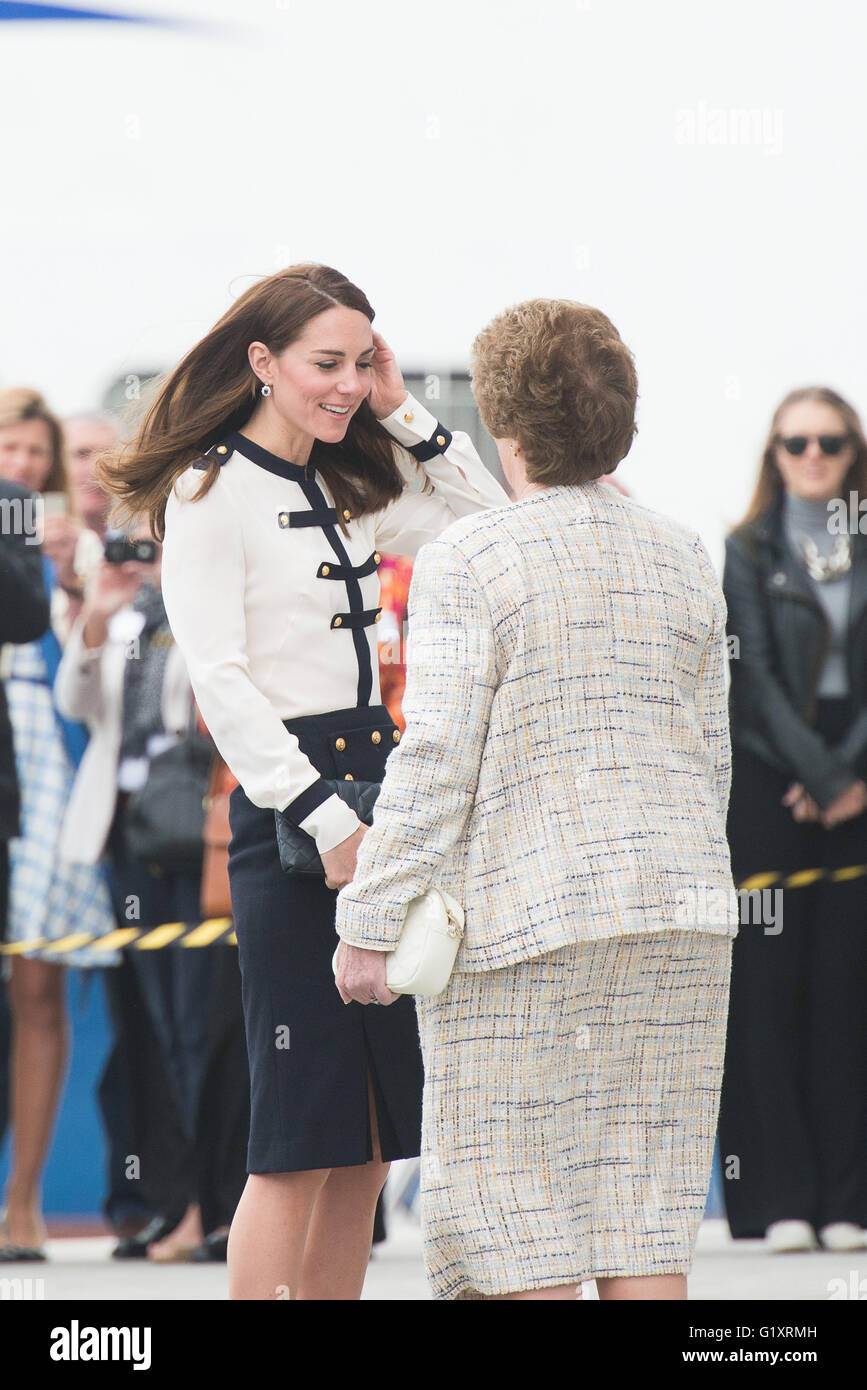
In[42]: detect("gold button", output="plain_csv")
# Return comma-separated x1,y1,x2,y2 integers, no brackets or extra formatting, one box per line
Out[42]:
278,512,289,528
403,411,414,423
343,509,351,520
335,738,346,751
321,564,330,576
436,435,446,446
374,552,381,564
374,611,382,622
371,731,381,744
333,616,342,628
216,445,228,455
344,772,354,781
392,730,401,744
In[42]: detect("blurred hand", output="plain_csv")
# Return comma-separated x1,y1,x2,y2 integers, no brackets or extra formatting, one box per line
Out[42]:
821,779,867,829
367,332,407,420
320,822,369,891
41,515,84,590
782,782,821,823
334,940,398,1006
85,558,152,619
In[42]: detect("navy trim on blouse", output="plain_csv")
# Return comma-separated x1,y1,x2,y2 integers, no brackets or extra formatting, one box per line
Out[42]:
226,431,312,483
297,476,375,707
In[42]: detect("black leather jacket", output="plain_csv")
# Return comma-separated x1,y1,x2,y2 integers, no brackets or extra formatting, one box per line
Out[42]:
723,498,867,807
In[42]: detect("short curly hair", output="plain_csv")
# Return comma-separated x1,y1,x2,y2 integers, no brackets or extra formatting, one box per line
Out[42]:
470,299,638,484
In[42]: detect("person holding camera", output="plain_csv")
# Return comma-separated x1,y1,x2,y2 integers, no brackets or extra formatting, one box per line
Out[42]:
0,386,117,1262
55,520,250,1262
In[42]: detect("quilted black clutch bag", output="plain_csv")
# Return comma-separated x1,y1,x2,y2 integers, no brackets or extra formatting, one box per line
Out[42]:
274,779,381,876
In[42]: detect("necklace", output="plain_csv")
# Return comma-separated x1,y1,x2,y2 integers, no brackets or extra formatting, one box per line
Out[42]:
793,532,852,582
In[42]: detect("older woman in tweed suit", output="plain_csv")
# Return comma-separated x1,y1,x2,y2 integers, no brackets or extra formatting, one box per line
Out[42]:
334,300,738,1300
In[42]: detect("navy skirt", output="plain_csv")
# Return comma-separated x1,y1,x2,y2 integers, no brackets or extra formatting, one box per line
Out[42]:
227,704,424,1174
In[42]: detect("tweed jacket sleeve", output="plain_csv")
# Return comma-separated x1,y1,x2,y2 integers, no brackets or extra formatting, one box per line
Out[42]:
691,539,734,820
335,536,498,951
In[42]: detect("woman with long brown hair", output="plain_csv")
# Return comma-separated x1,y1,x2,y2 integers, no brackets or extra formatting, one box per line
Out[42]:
719,386,867,1253
99,263,509,1298
0,388,117,1262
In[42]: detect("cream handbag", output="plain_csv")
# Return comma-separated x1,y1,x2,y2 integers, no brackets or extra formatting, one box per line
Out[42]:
333,887,465,998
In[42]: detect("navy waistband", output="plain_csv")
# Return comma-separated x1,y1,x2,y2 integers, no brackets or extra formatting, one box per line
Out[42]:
281,705,392,736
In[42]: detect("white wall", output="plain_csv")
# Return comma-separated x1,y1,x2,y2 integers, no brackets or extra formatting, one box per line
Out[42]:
2,0,865,563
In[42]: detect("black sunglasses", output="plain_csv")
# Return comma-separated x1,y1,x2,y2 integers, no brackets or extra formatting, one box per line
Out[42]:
777,434,851,457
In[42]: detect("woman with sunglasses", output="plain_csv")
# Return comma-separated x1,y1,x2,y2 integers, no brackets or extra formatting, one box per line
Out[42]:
719,386,867,1254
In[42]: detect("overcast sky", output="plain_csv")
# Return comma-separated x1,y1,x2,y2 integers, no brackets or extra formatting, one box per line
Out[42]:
2,0,865,563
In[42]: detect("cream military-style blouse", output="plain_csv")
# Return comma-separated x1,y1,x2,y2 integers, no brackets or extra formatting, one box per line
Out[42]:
160,393,509,855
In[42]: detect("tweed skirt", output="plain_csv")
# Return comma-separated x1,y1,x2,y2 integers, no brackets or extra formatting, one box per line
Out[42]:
416,929,733,1299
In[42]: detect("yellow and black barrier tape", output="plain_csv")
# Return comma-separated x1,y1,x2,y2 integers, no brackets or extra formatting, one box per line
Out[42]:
738,864,867,891
0,917,236,956
3,861,867,956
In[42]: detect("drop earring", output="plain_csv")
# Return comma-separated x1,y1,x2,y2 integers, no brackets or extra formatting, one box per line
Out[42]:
261,384,272,397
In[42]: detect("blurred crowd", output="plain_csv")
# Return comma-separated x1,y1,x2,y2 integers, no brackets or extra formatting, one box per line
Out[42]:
0,378,866,1264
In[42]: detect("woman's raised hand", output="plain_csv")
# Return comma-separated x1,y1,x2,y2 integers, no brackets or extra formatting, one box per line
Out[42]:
367,332,407,421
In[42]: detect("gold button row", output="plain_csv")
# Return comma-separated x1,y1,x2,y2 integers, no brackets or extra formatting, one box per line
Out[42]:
334,730,400,752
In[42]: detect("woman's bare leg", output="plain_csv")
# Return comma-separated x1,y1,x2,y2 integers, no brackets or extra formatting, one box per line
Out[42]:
227,1168,330,1300
498,1283,583,1300
2,957,67,1248
597,1273,686,1300
297,1067,390,1300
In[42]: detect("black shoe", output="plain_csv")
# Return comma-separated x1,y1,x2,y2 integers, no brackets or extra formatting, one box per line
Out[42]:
111,1213,186,1260
188,1229,229,1263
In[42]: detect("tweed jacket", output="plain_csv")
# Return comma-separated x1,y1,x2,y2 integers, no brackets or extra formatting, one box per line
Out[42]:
335,480,739,971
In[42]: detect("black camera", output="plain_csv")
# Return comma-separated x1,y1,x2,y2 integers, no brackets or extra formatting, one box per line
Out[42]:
104,537,158,565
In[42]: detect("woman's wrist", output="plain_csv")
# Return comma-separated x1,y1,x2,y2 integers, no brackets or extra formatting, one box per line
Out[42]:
375,391,409,421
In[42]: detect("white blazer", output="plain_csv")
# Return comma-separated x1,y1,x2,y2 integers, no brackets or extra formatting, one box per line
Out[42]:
54,605,193,865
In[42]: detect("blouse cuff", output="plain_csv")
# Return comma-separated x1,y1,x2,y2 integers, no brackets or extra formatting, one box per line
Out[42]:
378,393,443,451
298,792,363,856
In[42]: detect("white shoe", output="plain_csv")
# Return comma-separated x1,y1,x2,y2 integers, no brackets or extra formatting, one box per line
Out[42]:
817,1222,867,1252
764,1220,816,1253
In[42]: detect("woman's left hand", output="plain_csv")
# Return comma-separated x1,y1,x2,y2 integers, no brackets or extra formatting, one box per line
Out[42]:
367,332,407,421
334,940,399,1006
